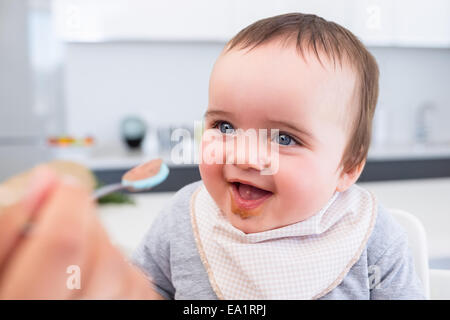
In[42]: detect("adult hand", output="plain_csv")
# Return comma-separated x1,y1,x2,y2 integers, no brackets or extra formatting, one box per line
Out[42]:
0,166,162,299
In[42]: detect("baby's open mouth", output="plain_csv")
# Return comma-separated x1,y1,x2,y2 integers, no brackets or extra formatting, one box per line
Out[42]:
229,181,273,212
232,182,272,200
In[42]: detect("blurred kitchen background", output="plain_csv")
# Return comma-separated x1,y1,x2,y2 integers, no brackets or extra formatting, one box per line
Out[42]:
0,0,449,268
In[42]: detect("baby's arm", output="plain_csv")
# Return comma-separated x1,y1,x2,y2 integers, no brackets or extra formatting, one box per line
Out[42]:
369,231,426,299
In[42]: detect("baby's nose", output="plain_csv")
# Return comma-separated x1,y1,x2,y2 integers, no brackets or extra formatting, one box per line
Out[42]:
234,157,268,171
225,136,271,171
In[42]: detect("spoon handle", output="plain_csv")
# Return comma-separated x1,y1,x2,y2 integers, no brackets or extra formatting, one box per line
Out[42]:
18,183,126,237
92,183,126,200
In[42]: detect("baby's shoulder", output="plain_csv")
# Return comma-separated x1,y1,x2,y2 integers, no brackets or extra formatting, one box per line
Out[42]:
166,179,203,212
365,202,409,264
150,179,203,230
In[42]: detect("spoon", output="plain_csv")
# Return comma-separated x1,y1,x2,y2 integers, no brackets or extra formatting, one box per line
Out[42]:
92,158,169,200
18,159,169,237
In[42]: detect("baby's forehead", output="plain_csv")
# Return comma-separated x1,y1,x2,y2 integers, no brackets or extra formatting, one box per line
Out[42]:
210,41,358,131
216,38,356,77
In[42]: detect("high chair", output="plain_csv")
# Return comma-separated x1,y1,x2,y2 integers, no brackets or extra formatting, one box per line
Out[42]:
389,208,450,300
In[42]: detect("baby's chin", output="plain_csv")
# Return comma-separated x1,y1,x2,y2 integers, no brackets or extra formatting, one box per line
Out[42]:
225,211,270,234
223,201,276,234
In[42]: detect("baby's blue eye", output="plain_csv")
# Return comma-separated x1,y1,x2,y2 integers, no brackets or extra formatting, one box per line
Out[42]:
274,133,296,146
216,121,235,134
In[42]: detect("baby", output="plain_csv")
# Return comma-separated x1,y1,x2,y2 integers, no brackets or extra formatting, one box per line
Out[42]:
0,13,425,300
131,13,425,299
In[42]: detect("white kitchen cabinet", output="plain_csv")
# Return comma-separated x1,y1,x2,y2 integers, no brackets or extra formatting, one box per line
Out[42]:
52,0,358,42
231,0,293,36
233,0,388,45
235,0,450,47
52,0,234,42
392,0,450,47
282,0,355,30
230,0,356,41
52,0,450,48
352,0,397,46
352,0,450,47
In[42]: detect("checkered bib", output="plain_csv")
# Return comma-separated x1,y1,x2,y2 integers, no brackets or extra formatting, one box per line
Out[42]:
190,183,378,299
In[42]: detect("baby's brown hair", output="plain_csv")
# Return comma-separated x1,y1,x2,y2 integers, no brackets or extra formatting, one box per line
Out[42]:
224,13,379,175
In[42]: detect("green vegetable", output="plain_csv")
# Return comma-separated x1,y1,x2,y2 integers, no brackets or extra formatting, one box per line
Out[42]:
95,180,136,206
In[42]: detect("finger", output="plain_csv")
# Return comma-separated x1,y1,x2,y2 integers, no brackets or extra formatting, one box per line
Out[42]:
23,165,60,216
70,213,149,299
0,166,59,268
0,178,93,299
74,215,129,299
80,218,164,300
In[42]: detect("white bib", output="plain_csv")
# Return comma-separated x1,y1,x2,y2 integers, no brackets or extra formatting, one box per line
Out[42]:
190,183,378,300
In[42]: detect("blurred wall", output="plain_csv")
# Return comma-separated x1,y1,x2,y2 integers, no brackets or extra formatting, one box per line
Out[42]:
63,42,223,148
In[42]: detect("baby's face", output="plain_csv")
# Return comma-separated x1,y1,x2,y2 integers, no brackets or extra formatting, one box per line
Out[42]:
199,40,358,234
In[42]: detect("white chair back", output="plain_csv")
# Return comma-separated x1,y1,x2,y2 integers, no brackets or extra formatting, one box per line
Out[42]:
389,208,430,299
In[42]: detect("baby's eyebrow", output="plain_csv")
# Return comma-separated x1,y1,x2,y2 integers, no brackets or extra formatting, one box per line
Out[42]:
267,119,315,141
203,110,234,119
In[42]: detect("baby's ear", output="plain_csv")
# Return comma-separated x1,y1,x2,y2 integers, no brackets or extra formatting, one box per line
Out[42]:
336,160,366,193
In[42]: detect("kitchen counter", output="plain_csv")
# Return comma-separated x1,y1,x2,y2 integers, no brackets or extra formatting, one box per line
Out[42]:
368,142,450,160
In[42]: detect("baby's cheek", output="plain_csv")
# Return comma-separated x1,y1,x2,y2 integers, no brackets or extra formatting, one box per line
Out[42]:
199,161,221,187
199,157,228,207
278,167,314,204
276,156,315,189
276,157,329,216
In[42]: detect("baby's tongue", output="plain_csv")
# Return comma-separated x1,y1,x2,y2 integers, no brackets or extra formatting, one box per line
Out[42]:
238,183,271,200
